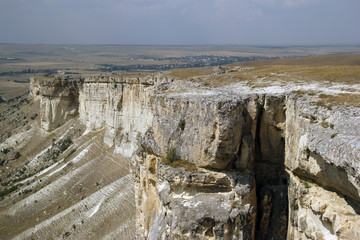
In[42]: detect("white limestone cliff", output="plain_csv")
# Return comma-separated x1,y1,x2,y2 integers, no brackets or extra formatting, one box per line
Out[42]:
30,74,360,240
78,76,154,157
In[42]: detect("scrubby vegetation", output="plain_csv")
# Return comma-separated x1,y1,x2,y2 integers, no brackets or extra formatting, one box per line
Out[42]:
62,231,71,238
1,148,10,154
165,147,178,163
178,119,186,131
139,144,156,155
46,137,74,161
293,202,299,211
161,147,197,172
331,133,339,138
0,184,19,198
315,93,360,108
60,137,73,152
164,158,197,172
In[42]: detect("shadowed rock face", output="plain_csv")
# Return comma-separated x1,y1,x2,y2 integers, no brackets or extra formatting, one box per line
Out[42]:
8,75,359,240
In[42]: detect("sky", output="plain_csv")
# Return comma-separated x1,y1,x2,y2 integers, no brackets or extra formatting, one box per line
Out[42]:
0,0,359,45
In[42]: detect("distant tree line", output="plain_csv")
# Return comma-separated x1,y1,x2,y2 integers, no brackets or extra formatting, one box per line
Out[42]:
0,69,57,77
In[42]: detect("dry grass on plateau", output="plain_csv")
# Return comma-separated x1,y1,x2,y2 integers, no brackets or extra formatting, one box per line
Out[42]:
238,54,360,84
315,93,360,109
168,54,360,86
168,68,213,79
240,54,360,84
168,54,360,108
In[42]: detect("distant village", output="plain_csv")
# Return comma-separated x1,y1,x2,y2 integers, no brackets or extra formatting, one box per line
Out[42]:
96,55,280,72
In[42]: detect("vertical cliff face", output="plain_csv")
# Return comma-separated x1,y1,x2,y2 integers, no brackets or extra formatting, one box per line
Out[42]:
285,96,360,239
137,91,262,239
30,75,360,240
151,93,252,169
134,91,291,240
78,76,154,157
30,77,82,131
133,153,257,240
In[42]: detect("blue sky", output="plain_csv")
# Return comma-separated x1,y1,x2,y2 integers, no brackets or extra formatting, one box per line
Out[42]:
0,0,359,45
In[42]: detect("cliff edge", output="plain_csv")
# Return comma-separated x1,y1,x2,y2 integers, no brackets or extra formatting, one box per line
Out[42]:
30,70,360,239
1,63,359,240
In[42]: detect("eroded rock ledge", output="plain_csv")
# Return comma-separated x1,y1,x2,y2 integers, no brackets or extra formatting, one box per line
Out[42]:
30,74,360,240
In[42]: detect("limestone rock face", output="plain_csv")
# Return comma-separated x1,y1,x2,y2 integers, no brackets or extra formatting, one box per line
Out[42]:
288,173,360,240
152,93,250,170
133,153,257,240
285,95,360,202
78,76,154,157
30,75,360,240
259,95,286,164
30,77,82,131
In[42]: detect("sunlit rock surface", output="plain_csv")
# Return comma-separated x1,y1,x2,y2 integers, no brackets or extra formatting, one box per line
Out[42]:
1,73,359,240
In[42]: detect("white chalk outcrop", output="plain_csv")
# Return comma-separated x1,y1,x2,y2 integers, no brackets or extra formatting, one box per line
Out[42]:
30,74,360,240
78,76,154,157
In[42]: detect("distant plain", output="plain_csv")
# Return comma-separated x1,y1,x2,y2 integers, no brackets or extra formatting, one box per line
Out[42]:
1,44,360,100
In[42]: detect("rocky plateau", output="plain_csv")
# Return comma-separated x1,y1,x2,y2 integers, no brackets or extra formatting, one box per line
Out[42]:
0,66,359,240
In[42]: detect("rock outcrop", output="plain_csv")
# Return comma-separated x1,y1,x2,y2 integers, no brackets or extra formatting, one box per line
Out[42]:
30,77,82,131
285,96,360,239
78,76,154,157
30,74,360,240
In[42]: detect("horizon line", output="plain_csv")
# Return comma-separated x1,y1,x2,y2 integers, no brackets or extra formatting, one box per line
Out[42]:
1,43,360,48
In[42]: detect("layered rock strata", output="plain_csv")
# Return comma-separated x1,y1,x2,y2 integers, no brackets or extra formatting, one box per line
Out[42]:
30,74,360,240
